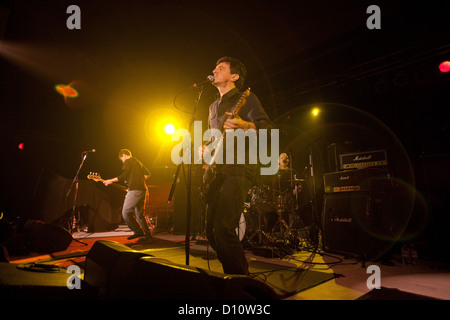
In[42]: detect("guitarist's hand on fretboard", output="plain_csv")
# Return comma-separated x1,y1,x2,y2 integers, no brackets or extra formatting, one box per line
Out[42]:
224,112,245,129
103,179,115,186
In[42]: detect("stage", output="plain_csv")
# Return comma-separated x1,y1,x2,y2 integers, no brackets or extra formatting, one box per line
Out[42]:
2,225,449,302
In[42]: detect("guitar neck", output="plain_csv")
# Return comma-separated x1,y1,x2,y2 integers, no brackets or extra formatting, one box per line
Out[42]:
205,88,251,166
218,88,251,129
87,174,128,192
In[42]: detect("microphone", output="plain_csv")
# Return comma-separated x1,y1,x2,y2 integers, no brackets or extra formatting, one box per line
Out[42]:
193,75,214,87
82,149,96,153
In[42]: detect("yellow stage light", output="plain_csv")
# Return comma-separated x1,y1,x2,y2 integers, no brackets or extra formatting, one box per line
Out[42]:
164,123,175,135
145,110,185,145
312,107,320,117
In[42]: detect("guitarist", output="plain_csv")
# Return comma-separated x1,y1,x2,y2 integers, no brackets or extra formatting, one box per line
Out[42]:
103,149,152,243
199,57,273,275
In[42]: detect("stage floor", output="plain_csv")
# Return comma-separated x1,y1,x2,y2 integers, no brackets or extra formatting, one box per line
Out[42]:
4,225,450,301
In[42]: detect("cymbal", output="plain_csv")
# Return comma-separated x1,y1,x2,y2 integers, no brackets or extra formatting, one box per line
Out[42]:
288,178,306,182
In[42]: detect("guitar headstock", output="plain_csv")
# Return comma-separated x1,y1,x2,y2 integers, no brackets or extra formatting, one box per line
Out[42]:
87,172,103,182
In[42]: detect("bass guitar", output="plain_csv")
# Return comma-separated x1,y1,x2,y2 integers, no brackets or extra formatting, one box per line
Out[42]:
87,172,128,192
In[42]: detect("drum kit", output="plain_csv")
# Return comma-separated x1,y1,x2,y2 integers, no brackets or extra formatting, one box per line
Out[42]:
236,174,309,256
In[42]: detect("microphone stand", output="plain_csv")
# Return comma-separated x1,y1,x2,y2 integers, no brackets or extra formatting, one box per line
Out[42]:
168,85,205,265
66,152,89,246
307,144,321,252
289,152,295,210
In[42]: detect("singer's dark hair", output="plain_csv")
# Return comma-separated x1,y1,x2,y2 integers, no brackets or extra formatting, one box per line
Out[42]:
118,149,132,158
216,56,247,89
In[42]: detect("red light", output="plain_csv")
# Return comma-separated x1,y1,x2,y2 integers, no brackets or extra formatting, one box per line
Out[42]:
439,61,450,73
18,143,24,150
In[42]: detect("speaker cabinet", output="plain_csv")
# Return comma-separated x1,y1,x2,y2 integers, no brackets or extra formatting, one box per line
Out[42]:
22,220,73,253
322,191,392,260
117,256,278,300
84,240,278,300
84,240,151,299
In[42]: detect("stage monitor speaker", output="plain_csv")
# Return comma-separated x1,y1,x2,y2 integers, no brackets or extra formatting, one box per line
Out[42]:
84,240,278,300
22,220,73,253
84,240,152,299
116,256,278,300
322,192,392,261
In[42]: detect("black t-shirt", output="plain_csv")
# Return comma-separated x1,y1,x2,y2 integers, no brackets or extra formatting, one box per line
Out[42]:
117,157,150,191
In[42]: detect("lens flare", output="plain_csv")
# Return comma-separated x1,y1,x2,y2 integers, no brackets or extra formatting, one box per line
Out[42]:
55,84,78,98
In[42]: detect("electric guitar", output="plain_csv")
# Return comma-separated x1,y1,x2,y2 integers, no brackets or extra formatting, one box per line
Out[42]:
87,172,128,192
201,88,251,201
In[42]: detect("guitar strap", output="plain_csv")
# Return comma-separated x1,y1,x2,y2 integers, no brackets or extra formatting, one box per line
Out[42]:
218,93,242,129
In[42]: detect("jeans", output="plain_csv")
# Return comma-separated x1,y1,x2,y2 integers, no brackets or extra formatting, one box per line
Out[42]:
206,175,253,275
122,190,151,236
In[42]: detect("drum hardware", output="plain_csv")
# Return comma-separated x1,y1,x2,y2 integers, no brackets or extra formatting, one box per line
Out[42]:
239,207,269,246
240,151,314,256
242,185,307,256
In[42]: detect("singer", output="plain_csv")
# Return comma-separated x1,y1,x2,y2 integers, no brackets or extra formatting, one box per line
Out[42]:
103,149,153,243
199,56,273,275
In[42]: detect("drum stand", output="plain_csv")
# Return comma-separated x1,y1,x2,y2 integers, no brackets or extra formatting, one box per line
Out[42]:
270,172,297,247
240,205,273,251
273,194,291,237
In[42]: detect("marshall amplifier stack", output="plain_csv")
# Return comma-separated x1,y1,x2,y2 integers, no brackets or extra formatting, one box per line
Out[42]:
327,142,388,172
322,143,393,262
323,167,391,194
340,149,388,170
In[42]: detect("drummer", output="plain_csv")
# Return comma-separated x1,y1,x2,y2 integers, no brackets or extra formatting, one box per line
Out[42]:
274,153,300,197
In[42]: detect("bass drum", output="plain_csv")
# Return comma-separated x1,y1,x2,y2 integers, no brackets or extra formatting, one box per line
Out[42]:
250,185,275,212
235,212,246,241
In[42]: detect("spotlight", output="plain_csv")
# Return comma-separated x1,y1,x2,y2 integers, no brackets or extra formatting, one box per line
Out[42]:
164,123,175,135
145,112,182,145
312,107,320,117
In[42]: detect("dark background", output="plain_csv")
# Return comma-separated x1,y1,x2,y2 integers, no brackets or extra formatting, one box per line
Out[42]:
1,1,449,259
